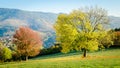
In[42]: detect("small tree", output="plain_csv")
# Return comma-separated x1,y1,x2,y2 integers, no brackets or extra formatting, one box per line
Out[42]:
1,47,12,61
13,26,42,61
0,42,12,62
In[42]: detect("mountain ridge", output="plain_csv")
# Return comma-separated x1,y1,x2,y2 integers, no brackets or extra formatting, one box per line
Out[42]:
0,8,58,48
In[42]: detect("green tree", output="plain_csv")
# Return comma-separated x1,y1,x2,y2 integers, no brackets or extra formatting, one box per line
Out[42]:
54,7,112,57
1,47,12,61
0,41,12,62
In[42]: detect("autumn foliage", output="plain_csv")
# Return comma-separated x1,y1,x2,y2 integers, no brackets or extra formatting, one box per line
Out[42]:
114,31,120,46
54,7,112,57
13,26,42,60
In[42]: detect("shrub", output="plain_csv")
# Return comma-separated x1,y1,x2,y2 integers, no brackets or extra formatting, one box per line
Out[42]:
1,47,12,62
12,51,22,61
39,44,62,56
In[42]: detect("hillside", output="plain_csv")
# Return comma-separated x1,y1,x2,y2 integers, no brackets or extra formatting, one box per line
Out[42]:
0,48,120,68
0,8,58,47
0,8,120,47
0,8,58,31
109,16,120,29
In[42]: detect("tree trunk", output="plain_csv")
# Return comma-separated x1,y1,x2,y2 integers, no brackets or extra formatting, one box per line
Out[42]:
25,56,28,61
83,49,87,57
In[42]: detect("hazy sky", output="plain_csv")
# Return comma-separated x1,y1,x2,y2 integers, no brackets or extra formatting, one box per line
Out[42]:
0,0,120,17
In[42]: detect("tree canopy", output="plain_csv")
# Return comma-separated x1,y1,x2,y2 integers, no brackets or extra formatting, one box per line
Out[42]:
13,26,42,60
54,7,113,57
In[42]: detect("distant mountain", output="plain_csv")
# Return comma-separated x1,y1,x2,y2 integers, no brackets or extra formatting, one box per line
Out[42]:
0,8,58,48
109,16,120,29
0,8,120,48
0,8,58,32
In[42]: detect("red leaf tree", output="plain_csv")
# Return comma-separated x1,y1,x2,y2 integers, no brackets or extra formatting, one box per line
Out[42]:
114,31,120,46
13,26,42,61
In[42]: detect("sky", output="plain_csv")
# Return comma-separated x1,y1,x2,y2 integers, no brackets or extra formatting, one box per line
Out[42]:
0,0,120,17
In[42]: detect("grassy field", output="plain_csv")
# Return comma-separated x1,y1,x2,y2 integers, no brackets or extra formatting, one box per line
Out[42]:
0,48,120,68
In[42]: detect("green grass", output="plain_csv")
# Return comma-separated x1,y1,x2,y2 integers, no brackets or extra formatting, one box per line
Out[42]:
0,48,120,68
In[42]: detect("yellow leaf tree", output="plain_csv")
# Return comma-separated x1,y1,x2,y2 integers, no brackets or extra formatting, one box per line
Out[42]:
54,7,113,57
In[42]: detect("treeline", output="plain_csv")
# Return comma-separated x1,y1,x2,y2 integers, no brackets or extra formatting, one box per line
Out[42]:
109,28,120,47
114,28,120,31
39,44,61,56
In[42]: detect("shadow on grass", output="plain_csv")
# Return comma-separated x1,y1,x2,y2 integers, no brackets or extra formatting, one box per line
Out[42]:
31,51,82,60
31,47,120,60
